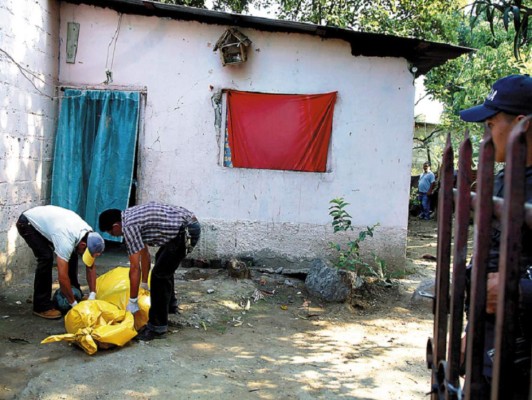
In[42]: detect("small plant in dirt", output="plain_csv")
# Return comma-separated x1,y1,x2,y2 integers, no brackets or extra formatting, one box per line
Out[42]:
409,187,421,216
328,197,388,279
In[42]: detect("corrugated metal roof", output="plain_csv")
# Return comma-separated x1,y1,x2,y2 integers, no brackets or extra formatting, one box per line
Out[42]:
61,0,472,76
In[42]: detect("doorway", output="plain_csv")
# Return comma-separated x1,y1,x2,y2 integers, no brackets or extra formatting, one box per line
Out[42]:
50,88,142,240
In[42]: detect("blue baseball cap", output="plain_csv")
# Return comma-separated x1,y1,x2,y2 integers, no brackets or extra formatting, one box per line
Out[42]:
459,74,532,122
82,232,105,267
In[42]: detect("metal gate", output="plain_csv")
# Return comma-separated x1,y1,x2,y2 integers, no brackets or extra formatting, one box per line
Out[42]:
426,116,532,399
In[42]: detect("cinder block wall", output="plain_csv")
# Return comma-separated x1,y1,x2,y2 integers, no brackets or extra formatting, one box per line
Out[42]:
0,0,59,287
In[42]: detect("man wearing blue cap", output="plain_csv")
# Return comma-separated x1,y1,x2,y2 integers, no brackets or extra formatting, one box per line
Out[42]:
16,205,105,319
459,74,532,398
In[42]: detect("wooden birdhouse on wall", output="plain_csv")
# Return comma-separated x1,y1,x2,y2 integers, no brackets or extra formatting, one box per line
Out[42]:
214,28,252,66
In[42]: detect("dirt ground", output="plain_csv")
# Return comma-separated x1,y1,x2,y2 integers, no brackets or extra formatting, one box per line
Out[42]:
0,217,439,400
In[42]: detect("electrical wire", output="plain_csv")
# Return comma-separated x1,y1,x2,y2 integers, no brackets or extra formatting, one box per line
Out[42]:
104,13,123,84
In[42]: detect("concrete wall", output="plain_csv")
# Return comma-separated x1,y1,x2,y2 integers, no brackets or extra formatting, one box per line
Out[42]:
0,0,60,286
57,4,414,270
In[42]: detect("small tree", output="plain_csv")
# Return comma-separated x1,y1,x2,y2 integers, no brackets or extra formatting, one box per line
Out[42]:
470,0,532,59
328,198,386,278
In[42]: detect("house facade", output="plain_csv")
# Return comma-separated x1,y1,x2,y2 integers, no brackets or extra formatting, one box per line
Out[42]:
1,0,60,284
0,0,469,286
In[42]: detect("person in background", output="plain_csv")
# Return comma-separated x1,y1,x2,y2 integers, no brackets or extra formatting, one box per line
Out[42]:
459,74,532,398
98,202,200,341
418,161,436,220
16,205,105,319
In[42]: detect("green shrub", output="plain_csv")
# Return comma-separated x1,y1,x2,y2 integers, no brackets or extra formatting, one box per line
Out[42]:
410,187,421,207
328,197,388,279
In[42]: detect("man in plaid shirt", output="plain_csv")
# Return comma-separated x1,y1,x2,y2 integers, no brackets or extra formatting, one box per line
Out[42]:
99,202,200,341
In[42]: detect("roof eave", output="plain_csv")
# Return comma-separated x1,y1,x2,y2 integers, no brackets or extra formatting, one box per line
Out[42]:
60,0,472,75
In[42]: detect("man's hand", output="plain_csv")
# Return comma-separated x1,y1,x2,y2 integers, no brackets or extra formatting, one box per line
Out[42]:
57,257,75,304
487,272,499,314
126,297,140,314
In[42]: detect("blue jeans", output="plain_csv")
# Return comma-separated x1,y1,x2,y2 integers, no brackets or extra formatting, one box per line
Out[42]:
418,193,431,219
147,220,201,333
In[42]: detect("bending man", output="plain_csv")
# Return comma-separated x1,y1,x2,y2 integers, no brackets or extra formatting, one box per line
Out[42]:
16,205,105,319
99,202,200,341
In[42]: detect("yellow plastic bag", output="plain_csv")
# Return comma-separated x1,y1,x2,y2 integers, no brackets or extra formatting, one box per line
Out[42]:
41,267,151,354
41,300,137,355
95,266,150,330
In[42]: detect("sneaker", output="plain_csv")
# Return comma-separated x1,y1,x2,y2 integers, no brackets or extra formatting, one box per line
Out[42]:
33,309,62,320
135,327,166,342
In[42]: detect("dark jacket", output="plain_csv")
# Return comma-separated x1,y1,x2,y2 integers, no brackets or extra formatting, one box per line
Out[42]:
479,166,532,379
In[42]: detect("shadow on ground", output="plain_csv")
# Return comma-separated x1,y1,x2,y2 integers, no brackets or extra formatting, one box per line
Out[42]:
0,217,438,400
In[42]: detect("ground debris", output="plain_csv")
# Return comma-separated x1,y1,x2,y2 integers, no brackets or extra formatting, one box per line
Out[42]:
0,216,437,399
252,289,264,302
251,266,308,279
8,337,30,344
227,259,251,279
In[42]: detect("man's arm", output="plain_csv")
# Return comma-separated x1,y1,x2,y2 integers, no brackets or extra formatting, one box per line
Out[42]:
488,272,532,316
129,251,141,299
140,246,151,285
486,272,499,314
85,265,97,294
427,173,436,195
428,182,436,195
57,257,75,304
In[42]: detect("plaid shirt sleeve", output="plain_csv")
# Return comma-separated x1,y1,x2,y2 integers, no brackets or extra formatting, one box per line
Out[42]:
121,202,194,254
122,223,145,255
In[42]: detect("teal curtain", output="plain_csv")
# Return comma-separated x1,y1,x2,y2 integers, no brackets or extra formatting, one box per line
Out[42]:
51,89,140,240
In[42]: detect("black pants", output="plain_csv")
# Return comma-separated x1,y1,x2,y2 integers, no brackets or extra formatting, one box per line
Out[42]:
16,214,81,312
148,221,201,332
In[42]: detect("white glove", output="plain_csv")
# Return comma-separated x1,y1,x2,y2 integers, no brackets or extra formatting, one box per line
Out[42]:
126,297,140,314
140,282,150,291
70,300,78,308
88,292,97,300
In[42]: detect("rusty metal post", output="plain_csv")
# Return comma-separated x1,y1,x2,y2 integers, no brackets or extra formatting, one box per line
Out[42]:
464,128,495,399
491,117,530,399
445,132,472,400
429,117,531,399
431,134,454,399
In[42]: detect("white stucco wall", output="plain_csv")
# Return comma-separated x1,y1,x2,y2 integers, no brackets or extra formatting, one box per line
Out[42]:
0,0,60,285
58,4,415,269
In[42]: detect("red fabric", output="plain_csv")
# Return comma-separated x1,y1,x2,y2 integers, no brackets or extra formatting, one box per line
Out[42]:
227,90,337,172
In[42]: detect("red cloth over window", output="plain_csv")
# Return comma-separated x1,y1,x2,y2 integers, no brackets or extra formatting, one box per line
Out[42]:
226,90,337,172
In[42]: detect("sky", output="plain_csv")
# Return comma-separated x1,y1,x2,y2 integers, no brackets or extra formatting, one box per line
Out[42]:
415,77,443,124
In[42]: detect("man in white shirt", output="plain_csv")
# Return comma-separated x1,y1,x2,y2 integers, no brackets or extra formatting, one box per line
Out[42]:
16,205,105,319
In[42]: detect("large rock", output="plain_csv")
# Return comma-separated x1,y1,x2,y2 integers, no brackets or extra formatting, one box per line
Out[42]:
226,258,251,279
305,259,361,302
410,278,435,311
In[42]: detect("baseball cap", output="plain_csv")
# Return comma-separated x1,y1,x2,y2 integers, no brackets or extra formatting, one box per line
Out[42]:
82,232,105,267
459,74,532,122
